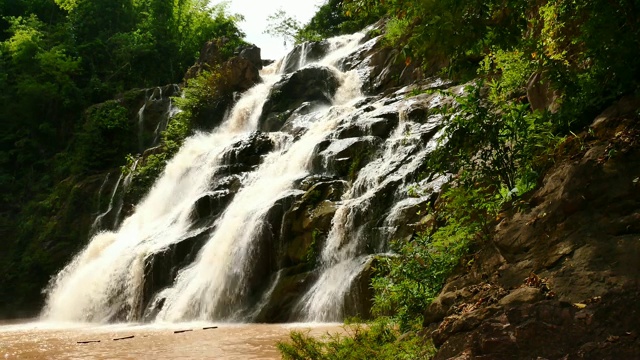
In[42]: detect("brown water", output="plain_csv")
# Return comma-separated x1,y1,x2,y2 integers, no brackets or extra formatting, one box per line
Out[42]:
0,322,344,359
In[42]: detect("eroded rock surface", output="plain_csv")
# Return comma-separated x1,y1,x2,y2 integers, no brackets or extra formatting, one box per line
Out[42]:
424,103,640,359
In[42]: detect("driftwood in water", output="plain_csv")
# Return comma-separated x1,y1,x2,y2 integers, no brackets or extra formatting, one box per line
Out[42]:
113,335,135,341
174,329,193,334
77,340,101,344
203,326,218,330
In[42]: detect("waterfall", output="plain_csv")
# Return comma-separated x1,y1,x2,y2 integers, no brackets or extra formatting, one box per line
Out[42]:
138,102,146,153
297,96,448,321
90,172,122,234
42,33,369,323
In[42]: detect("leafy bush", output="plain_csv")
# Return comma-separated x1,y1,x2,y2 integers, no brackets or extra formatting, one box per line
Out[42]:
173,68,233,130
122,67,233,202
371,230,467,331
73,101,136,173
278,319,435,360
431,83,557,194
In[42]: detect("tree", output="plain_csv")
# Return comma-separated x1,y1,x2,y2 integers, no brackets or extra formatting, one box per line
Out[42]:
264,9,302,46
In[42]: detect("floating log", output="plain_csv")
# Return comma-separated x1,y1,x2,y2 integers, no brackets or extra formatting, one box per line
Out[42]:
77,340,101,344
203,326,218,330
174,329,193,334
113,335,135,341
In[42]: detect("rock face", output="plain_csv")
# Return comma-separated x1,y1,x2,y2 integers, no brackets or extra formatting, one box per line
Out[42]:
424,102,640,359
183,40,262,131
337,33,425,95
185,40,261,89
259,66,341,132
118,84,181,153
280,41,331,74
238,44,263,70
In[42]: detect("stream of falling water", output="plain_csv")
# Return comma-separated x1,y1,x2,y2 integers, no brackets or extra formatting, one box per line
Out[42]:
42,33,366,324
298,106,446,321
157,43,365,323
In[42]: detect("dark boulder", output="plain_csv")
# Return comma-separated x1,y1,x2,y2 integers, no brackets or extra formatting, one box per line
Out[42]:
311,136,381,179
238,44,263,70
190,190,234,226
225,56,261,92
279,180,348,267
259,66,340,132
141,229,211,320
280,41,331,74
220,131,275,172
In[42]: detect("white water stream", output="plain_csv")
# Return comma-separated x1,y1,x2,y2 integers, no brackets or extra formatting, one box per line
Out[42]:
43,33,369,323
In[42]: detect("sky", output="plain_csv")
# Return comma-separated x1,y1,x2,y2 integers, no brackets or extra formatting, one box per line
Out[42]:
212,0,325,60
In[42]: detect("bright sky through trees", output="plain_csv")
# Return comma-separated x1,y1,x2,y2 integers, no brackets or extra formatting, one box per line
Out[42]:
213,0,324,59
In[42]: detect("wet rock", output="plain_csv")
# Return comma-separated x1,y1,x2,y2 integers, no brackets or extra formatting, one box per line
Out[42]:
280,180,348,267
211,174,242,193
259,66,340,132
278,101,329,137
334,116,399,140
190,190,234,226
367,117,399,138
334,122,367,139
141,229,211,319
116,84,180,152
312,136,381,179
340,35,423,95
342,256,376,320
237,192,304,313
253,268,319,322
280,41,331,74
221,131,275,171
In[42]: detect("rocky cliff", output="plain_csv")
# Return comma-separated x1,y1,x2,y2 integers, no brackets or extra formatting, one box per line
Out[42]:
424,97,640,359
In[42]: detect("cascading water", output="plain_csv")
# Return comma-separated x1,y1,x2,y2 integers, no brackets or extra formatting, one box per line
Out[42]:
297,94,449,321
42,33,370,323
90,172,122,234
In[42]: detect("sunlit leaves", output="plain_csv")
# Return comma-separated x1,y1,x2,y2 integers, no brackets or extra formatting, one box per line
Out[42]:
264,9,303,46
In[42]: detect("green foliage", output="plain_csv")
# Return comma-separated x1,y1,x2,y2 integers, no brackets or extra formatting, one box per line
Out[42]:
173,68,233,130
371,183,488,331
304,229,320,269
431,83,556,193
264,9,306,46
265,0,383,45
300,0,382,42
278,319,435,360
123,67,233,202
531,0,640,129
73,101,136,173
480,49,535,103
